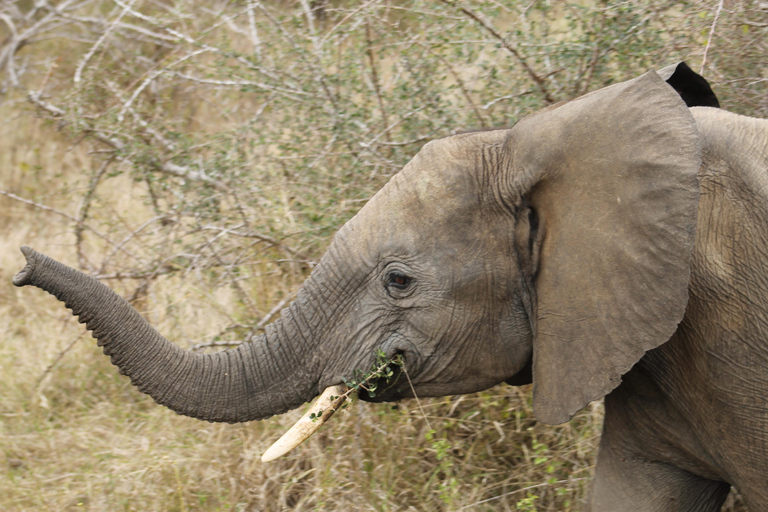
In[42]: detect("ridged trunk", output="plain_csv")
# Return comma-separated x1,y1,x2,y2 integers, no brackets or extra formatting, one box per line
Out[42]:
14,246,322,423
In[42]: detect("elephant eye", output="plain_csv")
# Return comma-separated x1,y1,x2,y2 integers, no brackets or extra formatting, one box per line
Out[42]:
387,271,411,291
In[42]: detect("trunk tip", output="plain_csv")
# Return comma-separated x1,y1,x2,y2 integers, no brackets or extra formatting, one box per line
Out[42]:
13,246,38,287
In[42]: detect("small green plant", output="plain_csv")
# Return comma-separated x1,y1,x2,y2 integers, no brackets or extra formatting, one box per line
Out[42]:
307,349,403,422
343,349,403,399
516,493,539,511
425,428,460,505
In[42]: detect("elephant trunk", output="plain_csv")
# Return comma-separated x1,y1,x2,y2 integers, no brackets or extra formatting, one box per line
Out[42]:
13,246,323,423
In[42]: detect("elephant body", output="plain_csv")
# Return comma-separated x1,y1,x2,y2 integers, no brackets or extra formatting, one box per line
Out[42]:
592,108,768,511
13,67,768,511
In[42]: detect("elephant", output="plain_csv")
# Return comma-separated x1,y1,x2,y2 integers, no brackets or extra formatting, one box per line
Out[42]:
12,64,768,511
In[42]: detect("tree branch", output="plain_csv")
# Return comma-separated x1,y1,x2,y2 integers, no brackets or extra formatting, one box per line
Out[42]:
439,0,555,105
0,188,138,262
701,0,725,74
26,91,230,192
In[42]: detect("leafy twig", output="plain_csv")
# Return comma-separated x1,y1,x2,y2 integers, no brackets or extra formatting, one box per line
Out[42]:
25,91,230,192
342,349,403,399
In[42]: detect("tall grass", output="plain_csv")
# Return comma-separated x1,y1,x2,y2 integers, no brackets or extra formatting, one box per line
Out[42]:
1,1,764,510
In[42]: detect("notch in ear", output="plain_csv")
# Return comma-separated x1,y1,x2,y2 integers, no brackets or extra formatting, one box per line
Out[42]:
505,71,702,425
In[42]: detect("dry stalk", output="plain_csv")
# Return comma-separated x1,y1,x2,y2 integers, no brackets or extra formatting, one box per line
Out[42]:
32,334,86,394
701,0,725,74
365,19,393,145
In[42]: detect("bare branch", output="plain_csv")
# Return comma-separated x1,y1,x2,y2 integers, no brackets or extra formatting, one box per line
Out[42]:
116,48,209,123
199,225,303,258
110,0,300,89
169,72,314,100
701,0,725,74
26,90,66,116
0,12,20,87
254,295,292,329
0,188,133,260
117,21,179,43
419,41,487,128
482,89,535,110
366,20,393,145
246,0,261,57
358,106,428,149
321,0,380,44
73,0,134,83
100,215,174,274
103,79,177,151
156,162,230,192
75,158,112,271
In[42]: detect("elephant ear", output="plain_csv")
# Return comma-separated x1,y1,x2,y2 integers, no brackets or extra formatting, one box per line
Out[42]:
506,71,702,425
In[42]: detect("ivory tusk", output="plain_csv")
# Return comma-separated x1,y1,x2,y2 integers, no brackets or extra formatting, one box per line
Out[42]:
261,384,349,462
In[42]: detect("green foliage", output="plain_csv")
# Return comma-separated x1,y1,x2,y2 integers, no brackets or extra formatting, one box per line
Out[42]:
516,494,539,511
343,349,403,399
424,428,461,505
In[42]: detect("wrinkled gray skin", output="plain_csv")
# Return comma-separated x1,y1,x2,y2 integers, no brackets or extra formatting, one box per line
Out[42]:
14,67,768,511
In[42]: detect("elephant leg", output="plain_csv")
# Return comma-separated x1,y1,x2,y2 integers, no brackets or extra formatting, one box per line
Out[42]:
588,452,730,511
588,416,731,512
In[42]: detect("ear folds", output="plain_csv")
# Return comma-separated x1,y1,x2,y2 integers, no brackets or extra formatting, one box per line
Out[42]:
507,71,702,425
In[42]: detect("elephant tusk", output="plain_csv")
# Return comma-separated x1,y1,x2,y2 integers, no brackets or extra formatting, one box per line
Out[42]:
261,384,349,462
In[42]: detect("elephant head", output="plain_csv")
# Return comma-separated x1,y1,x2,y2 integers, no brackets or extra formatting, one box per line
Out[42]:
13,70,701,433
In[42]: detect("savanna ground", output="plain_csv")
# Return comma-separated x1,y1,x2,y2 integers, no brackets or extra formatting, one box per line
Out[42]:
1,1,766,510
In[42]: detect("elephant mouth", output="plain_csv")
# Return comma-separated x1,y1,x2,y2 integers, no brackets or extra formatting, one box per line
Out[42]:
357,353,409,402
358,332,422,402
